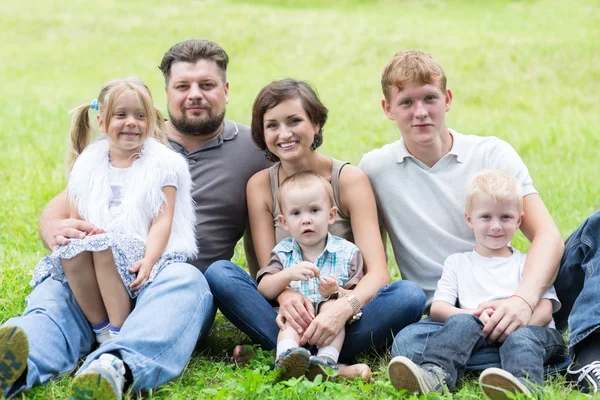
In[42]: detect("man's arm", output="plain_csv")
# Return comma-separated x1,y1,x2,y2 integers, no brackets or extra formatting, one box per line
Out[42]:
39,189,98,250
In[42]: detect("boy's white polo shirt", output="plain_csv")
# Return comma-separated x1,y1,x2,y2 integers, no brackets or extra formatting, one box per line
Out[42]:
359,129,536,306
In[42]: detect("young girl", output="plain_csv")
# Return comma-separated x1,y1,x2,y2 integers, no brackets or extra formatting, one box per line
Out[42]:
31,77,197,344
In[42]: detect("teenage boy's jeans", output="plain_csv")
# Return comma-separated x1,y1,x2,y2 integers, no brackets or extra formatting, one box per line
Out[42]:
2,263,215,398
412,314,567,390
204,260,427,362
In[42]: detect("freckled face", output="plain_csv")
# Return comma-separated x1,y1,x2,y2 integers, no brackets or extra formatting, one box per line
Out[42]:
383,82,452,148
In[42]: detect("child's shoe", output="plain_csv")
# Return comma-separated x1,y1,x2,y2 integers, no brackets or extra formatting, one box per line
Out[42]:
479,367,532,399
387,356,446,394
274,347,310,381
71,353,126,400
0,326,29,393
305,355,339,381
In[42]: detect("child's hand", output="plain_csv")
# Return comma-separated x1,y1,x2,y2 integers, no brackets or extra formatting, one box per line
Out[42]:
318,275,340,297
478,308,494,324
129,258,155,293
286,261,320,282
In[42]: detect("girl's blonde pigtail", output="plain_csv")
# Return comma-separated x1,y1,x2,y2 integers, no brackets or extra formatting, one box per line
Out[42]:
68,104,93,170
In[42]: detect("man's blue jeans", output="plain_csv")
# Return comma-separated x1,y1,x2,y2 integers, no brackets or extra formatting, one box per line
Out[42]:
2,263,215,398
204,260,427,362
410,314,567,390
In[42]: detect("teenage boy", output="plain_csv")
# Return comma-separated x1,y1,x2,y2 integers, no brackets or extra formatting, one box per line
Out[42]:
359,50,600,393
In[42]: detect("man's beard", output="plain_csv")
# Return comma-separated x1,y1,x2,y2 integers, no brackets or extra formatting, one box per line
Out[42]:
168,107,226,136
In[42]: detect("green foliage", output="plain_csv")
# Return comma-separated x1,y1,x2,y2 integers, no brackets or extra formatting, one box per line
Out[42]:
1,0,599,398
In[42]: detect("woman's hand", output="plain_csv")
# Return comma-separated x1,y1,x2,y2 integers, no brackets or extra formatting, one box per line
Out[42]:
300,297,353,347
276,289,315,334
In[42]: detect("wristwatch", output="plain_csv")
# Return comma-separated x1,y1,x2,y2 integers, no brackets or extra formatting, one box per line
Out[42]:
345,295,362,324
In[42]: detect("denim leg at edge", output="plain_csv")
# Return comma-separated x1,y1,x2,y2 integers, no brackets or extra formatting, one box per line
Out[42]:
78,262,215,391
554,209,600,348
3,277,94,398
418,314,487,390
340,280,425,362
204,260,279,350
499,326,567,388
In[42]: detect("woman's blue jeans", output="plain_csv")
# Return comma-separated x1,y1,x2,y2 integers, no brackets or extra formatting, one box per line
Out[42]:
204,260,427,363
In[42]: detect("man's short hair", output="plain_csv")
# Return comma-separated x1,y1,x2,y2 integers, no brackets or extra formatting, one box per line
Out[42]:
465,169,524,214
159,39,229,84
278,171,335,214
381,50,447,101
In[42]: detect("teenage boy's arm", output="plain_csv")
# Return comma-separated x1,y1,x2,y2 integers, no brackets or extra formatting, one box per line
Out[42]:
477,194,563,343
39,189,98,250
528,298,553,327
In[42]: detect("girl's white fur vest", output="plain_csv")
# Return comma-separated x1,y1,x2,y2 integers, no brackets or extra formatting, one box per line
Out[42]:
68,138,197,259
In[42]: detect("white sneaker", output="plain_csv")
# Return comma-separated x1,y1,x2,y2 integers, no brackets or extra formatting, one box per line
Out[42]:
71,354,126,400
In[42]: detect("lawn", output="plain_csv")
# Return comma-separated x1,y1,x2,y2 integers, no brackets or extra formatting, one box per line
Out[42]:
1,0,599,398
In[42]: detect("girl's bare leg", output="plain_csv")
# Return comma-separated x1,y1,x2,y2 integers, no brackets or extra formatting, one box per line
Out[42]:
93,249,132,327
61,252,107,324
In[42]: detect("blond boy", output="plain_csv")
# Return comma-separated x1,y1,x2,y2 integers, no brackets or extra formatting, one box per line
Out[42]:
388,170,566,398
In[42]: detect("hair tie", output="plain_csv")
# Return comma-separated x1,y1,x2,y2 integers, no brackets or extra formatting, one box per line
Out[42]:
90,99,99,111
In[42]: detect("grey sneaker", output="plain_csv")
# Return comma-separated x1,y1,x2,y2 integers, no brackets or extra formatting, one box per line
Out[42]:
0,326,29,392
274,347,311,381
388,356,446,394
71,354,126,400
305,355,339,382
479,368,532,399
567,360,600,395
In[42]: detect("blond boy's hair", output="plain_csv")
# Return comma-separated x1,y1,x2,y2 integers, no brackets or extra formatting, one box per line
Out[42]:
278,171,335,213
465,169,523,214
381,50,447,102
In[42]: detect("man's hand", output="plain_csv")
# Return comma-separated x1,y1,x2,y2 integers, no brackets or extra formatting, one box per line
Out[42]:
46,218,102,250
318,275,340,298
276,289,315,334
285,261,320,282
129,258,155,292
475,297,533,343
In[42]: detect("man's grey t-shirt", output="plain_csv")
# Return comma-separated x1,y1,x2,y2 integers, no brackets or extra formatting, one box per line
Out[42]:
169,120,268,272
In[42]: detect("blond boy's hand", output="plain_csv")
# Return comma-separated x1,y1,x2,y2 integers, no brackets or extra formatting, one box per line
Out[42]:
478,308,494,324
286,261,320,282
318,274,340,297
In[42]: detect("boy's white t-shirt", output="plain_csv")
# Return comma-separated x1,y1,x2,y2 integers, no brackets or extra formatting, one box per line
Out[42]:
433,248,561,328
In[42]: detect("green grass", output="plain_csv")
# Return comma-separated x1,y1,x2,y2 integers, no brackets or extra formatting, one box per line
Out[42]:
1,0,599,398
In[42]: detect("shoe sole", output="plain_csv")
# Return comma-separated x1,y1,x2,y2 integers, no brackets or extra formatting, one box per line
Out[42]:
305,361,338,382
0,326,29,391
388,356,429,394
479,368,530,400
276,351,310,381
71,372,118,400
